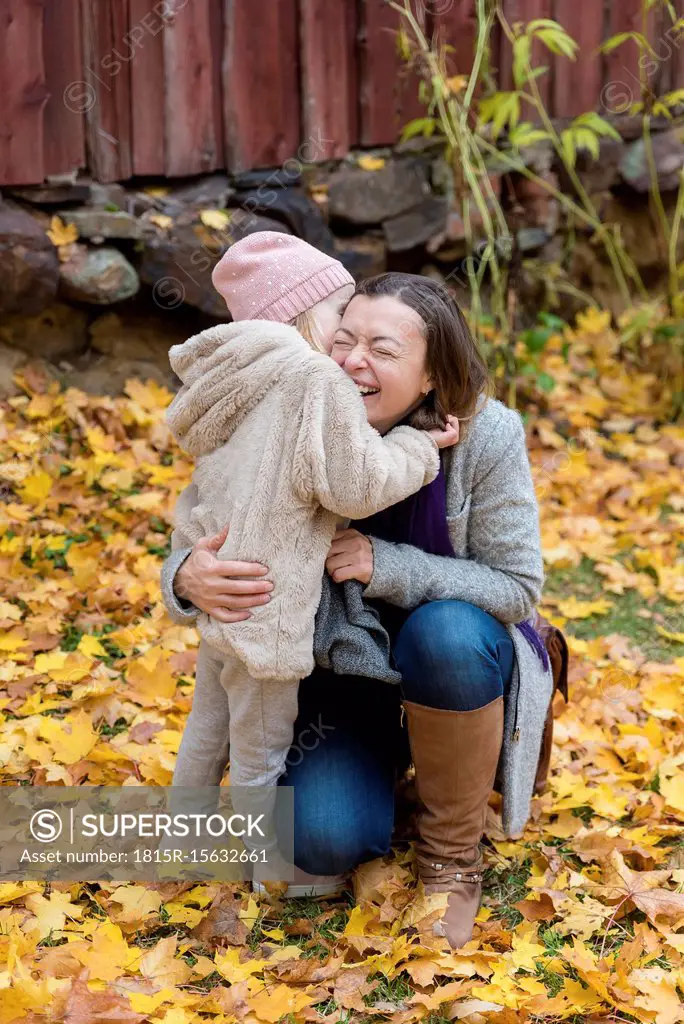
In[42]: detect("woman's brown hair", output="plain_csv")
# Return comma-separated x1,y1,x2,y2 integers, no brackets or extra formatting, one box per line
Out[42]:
354,273,491,433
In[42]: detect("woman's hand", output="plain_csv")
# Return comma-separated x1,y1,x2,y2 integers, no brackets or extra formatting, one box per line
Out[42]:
325,528,374,585
175,526,273,622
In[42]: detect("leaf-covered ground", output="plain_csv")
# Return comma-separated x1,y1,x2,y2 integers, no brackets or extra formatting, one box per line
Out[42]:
0,309,682,1024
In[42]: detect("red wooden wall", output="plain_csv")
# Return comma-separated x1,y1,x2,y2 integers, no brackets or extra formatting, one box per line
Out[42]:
0,0,682,186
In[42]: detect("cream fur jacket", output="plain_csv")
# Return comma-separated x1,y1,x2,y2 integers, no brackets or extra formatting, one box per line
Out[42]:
165,321,439,681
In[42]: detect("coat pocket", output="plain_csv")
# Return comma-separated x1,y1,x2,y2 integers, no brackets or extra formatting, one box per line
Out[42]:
445,493,472,556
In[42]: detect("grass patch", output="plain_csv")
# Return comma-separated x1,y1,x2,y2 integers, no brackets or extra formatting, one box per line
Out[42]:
364,971,414,1008
255,895,353,958
483,857,531,927
545,559,684,660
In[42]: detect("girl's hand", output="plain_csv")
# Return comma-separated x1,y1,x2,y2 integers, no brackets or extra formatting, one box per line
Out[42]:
428,415,460,449
325,528,374,585
175,526,274,622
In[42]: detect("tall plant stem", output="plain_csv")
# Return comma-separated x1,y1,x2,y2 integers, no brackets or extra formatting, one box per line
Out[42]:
392,0,511,333
644,114,673,296
669,172,684,305
497,5,648,307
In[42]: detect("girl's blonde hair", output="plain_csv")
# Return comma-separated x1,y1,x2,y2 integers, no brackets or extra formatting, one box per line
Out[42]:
290,309,326,353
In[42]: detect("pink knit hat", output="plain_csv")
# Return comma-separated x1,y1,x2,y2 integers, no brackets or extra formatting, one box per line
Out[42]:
211,231,354,322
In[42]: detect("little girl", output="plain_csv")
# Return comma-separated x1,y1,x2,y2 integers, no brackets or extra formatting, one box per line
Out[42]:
165,233,457,872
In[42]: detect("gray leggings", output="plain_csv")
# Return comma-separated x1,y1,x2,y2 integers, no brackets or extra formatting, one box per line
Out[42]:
173,640,298,789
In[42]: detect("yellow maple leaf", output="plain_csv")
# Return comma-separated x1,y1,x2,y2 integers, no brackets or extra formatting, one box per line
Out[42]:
575,307,612,336
248,983,317,1023
38,709,98,764
149,213,173,230
124,377,172,410
15,691,64,716
70,919,137,981
128,989,177,1014
632,969,684,1024
139,934,193,987
214,946,268,984
25,393,56,419
200,209,231,230
65,543,101,589
99,468,135,492
18,469,53,506
357,155,386,171
0,882,42,904
122,490,166,511
107,884,162,926
34,650,92,683
238,895,260,929
555,596,613,619
555,895,612,941
409,980,467,1011
77,634,108,658
0,600,21,622
343,903,378,936
124,647,177,703
46,215,79,248
0,629,29,653
161,901,206,928
659,757,684,816
24,891,83,939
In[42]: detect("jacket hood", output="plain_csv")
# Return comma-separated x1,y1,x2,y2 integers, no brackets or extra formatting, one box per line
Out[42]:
166,321,310,457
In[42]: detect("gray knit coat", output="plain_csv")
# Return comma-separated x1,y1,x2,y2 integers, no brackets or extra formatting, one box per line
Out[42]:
162,398,553,838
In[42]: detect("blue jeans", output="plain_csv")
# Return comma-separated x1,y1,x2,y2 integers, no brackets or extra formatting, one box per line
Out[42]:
279,599,514,875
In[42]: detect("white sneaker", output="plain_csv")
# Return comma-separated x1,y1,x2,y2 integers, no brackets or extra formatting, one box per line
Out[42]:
253,865,349,899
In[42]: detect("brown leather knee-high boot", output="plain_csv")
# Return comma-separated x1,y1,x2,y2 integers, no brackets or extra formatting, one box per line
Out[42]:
403,695,504,948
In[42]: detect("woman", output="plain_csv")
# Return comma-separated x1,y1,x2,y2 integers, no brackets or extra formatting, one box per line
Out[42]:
162,273,552,948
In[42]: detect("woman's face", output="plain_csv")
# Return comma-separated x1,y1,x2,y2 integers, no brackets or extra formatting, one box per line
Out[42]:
331,294,432,433
310,284,355,352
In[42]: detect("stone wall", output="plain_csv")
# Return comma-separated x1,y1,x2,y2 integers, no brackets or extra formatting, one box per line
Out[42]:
1,118,682,397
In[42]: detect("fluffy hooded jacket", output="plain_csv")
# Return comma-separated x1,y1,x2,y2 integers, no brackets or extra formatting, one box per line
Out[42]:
165,321,439,681
162,398,551,838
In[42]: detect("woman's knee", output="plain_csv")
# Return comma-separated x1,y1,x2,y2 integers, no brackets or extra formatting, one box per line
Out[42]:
394,600,514,711
291,806,392,875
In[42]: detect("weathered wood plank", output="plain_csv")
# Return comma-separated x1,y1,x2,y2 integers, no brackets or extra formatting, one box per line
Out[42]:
43,0,85,177
223,0,300,172
128,0,166,176
642,0,682,98
163,0,223,177
0,0,47,185
81,0,133,181
552,0,604,118
300,0,358,160
654,0,683,95
432,0,477,79
359,0,424,146
498,0,553,111
603,0,648,111
208,0,225,168
671,0,684,97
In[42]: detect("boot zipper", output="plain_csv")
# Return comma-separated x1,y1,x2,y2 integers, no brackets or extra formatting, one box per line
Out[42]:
400,705,406,728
